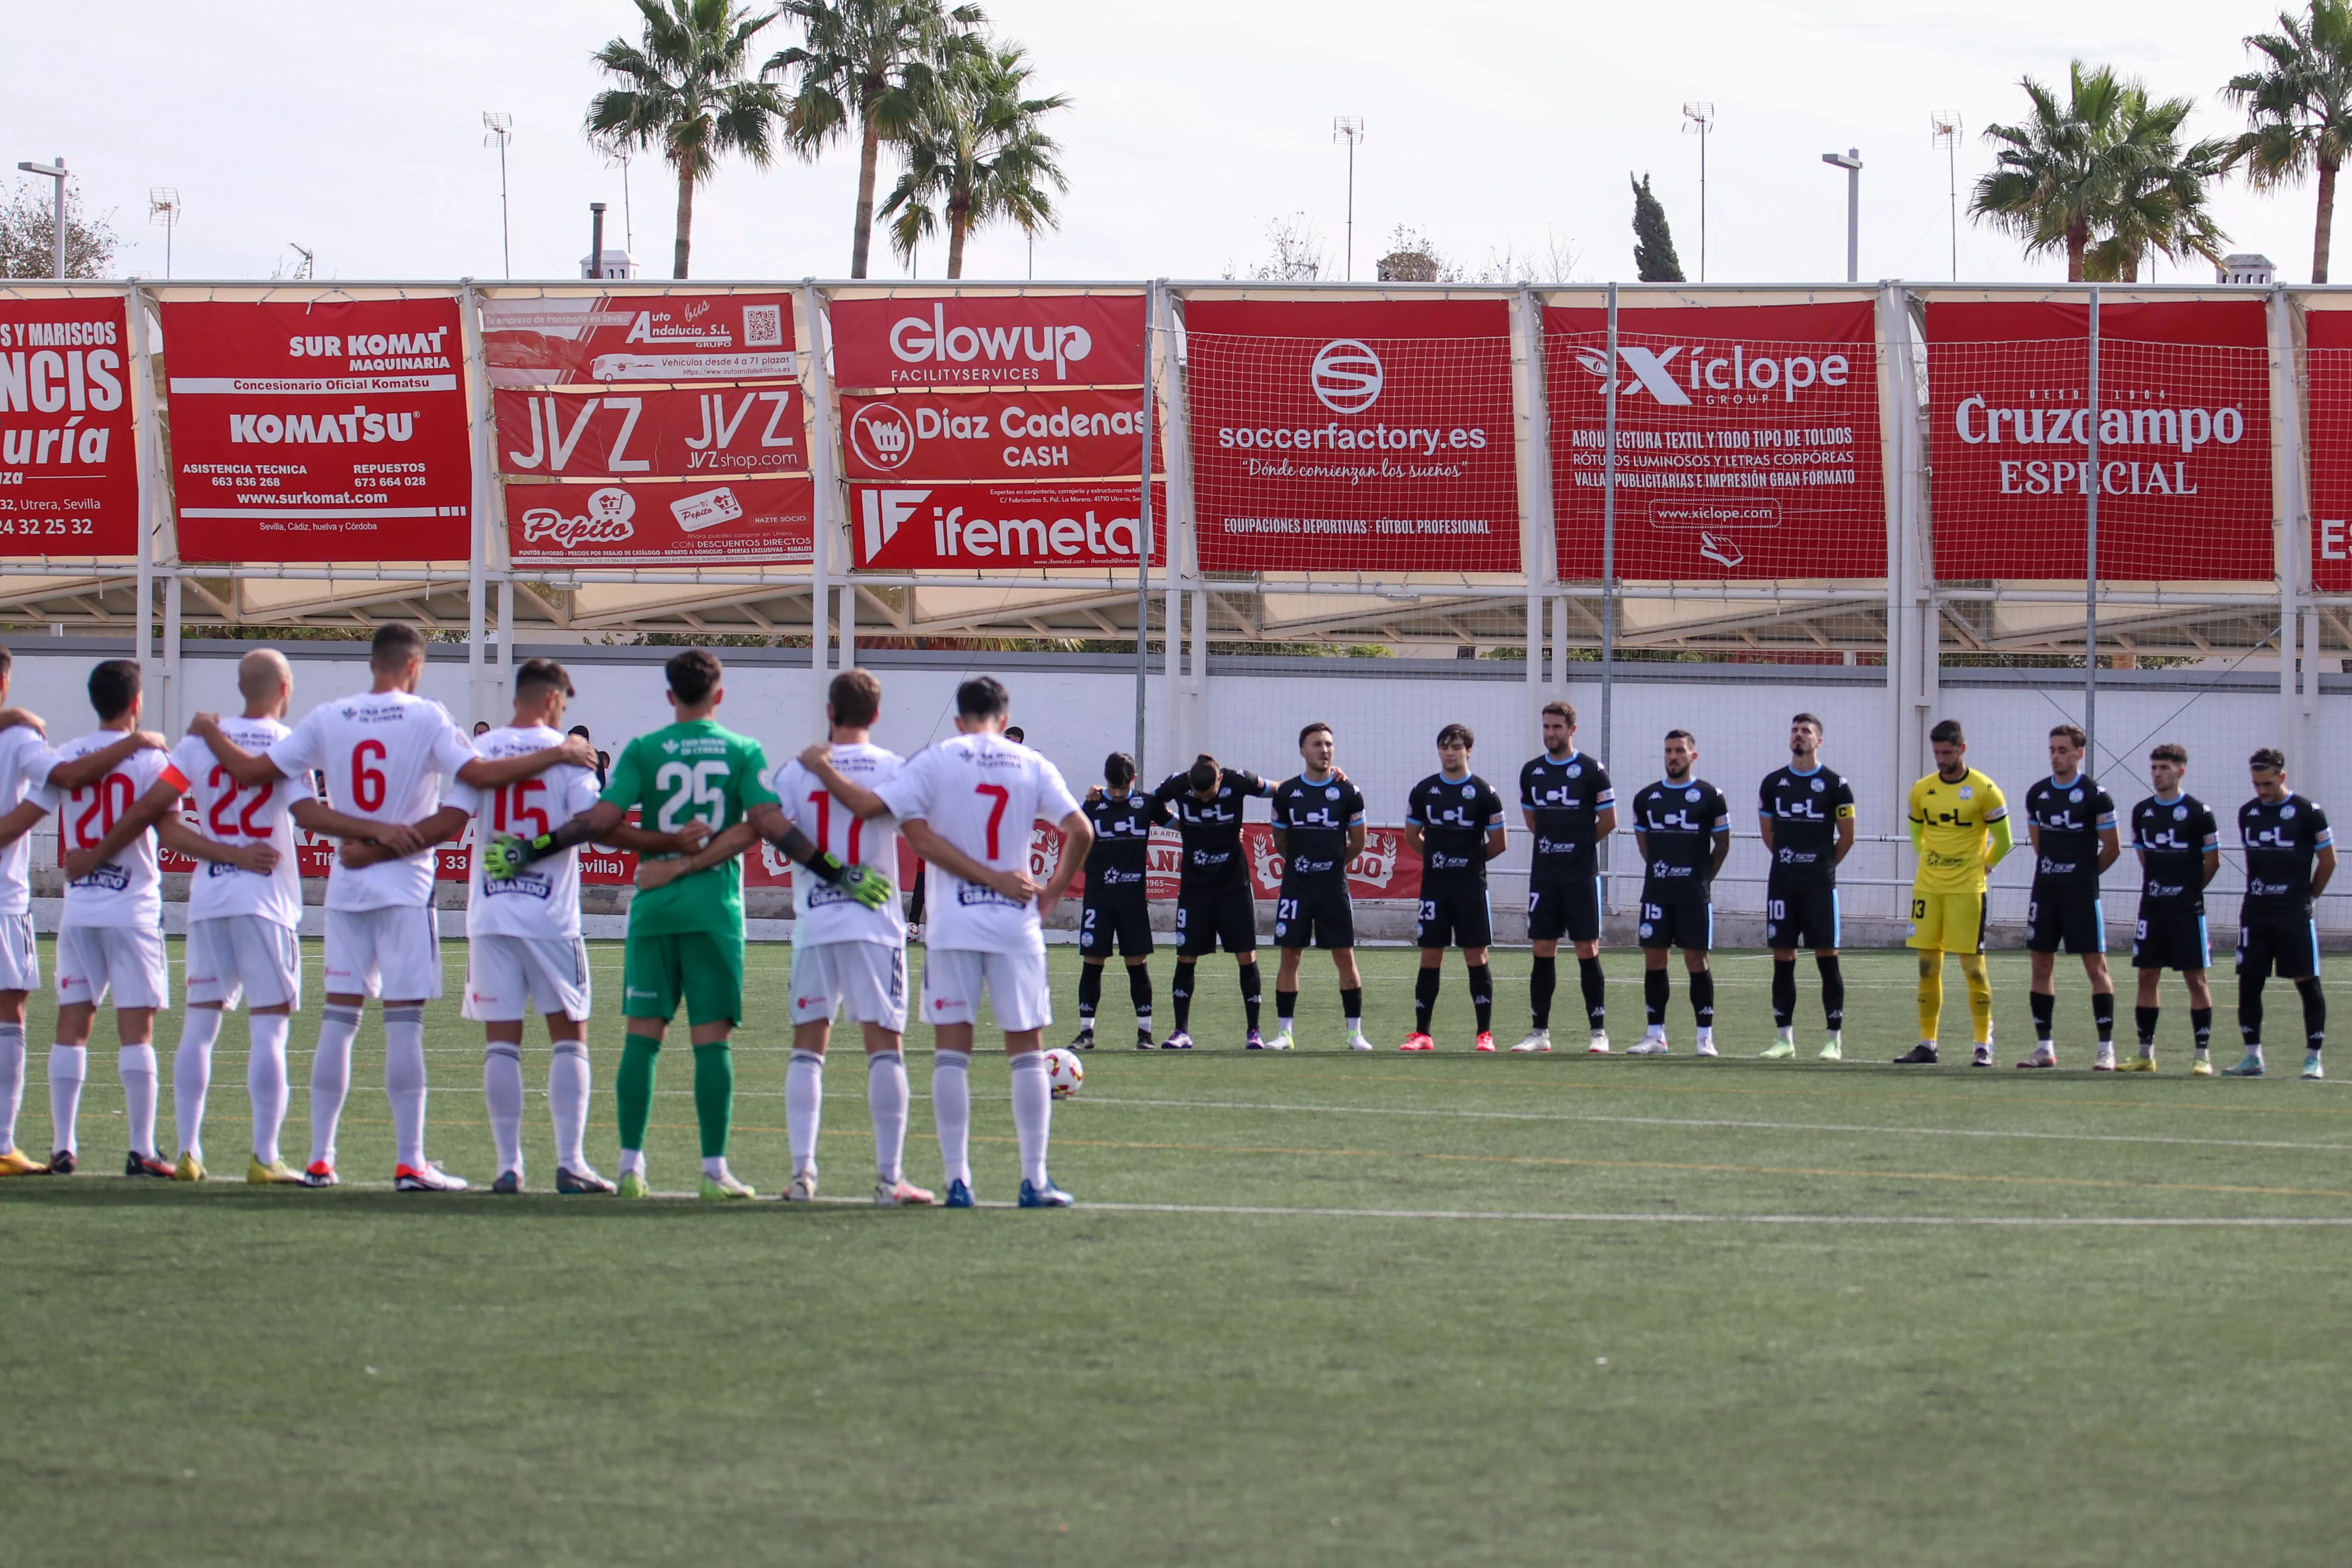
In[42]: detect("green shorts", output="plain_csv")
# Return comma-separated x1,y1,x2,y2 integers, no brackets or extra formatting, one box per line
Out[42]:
620,928,745,1027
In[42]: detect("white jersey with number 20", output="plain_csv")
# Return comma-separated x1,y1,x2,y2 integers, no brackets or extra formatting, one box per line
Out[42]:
268,690,479,912
876,731,1077,957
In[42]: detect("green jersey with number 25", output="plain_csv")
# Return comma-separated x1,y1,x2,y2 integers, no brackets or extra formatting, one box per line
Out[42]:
602,719,779,938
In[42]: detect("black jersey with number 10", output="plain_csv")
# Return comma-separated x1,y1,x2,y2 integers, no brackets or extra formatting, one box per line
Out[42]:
1758,764,1853,890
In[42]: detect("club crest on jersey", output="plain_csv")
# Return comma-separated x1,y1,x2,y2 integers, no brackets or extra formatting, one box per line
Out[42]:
1811,778,1824,792
1325,786,1340,800
1958,785,1973,799
2174,805,2188,820
1461,784,1475,797
2070,789,2083,802
1685,789,1700,803
2283,804,2297,818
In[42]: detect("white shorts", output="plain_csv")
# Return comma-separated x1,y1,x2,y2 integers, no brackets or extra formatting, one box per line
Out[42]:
789,940,908,1033
324,904,444,1002
55,923,170,1011
0,913,37,994
186,915,303,1011
463,933,592,1022
919,946,1051,1034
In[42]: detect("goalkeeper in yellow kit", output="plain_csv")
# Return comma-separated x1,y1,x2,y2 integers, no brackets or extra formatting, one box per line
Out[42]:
1898,718,2015,1065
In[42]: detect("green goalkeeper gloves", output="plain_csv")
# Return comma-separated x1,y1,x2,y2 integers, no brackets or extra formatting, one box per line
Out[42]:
481,833,550,881
810,851,894,909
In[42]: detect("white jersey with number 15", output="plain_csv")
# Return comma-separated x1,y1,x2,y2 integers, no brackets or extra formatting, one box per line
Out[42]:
447,723,602,941
876,732,1077,957
268,689,479,912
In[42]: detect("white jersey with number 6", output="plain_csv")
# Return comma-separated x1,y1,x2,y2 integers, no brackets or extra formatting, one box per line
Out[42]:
267,690,479,912
766,742,905,948
170,717,302,930
876,732,1078,957
446,723,602,941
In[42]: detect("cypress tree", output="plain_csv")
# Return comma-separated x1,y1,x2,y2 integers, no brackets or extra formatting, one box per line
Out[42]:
1630,174,1686,282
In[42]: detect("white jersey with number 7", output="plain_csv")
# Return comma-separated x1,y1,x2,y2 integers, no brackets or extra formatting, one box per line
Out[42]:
267,689,479,912
876,731,1078,957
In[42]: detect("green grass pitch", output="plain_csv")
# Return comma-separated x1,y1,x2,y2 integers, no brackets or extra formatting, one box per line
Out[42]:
5,935,2348,1565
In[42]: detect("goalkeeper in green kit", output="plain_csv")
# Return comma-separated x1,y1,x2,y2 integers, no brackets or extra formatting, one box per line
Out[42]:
483,649,892,1199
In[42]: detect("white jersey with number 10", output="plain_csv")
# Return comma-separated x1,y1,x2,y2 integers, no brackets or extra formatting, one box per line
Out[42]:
267,689,479,912
876,732,1078,957
767,742,905,948
170,716,302,929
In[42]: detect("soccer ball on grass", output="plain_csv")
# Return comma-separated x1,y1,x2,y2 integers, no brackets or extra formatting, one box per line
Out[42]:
1042,1047,1084,1100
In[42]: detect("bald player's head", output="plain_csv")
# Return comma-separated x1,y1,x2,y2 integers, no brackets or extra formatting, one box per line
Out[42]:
237,647,293,718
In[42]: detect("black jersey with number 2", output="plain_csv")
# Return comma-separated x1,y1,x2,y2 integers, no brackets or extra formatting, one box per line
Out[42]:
1407,772,1505,896
1632,778,1730,904
1081,790,1156,902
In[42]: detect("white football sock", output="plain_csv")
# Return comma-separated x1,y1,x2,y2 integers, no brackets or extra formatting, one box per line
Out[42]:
786,1048,824,1176
308,1004,362,1168
867,1049,908,1183
174,1007,224,1161
383,1005,429,1170
0,1021,25,1154
1009,1050,1052,1190
119,1044,160,1158
701,1155,730,1181
248,1013,290,1164
48,1044,87,1156
618,1147,647,1176
932,1049,972,1186
484,1040,525,1180
548,1040,590,1173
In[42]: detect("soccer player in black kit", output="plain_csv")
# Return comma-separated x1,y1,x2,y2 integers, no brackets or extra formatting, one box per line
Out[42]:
1629,729,1731,1056
2125,742,2220,1074
1151,753,1273,1050
1071,752,1157,1052
2019,723,2120,1069
1269,722,1370,1052
1401,724,1507,1052
2228,747,2337,1079
1516,701,1615,1054
1756,713,1855,1061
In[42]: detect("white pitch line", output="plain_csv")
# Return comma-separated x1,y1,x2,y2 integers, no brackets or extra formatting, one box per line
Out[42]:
1076,1095,2352,1154
1066,1202,2352,1227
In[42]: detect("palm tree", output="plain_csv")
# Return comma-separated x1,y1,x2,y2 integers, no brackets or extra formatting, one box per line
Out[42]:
2084,113,2232,280
768,0,987,279
586,0,786,279
2224,1,2352,283
878,40,1069,278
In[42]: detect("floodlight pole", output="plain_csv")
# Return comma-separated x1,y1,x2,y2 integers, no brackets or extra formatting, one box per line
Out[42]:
1932,115,1961,280
1334,118,1365,281
17,157,67,277
1681,106,1714,281
484,113,514,279
1821,149,1862,283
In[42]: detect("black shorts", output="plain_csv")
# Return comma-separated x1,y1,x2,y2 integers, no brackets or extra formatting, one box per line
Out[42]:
1638,900,1713,952
1176,884,1257,957
2026,889,2107,956
1078,897,1152,960
1527,869,1602,944
1274,882,1355,949
1765,884,1841,951
1416,890,1493,950
2132,906,2212,971
2237,915,2322,980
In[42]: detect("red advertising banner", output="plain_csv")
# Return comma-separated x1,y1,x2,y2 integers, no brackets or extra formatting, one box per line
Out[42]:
481,292,798,386
1544,301,1884,579
840,387,1146,481
829,292,1146,390
1924,299,2272,580
493,385,803,479
161,298,473,561
505,475,813,566
1182,298,1520,573
2300,308,2352,591
0,296,139,556
850,480,1164,570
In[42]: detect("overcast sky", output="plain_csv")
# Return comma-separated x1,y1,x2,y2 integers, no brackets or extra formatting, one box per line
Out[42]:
6,0,2331,287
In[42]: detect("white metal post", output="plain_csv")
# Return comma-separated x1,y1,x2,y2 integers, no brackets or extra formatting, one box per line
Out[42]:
1514,283,1555,759
2272,286,2317,780
126,284,164,701
840,583,856,671
2084,287,2101,766
1882,283,1935,917
460,283,496,726
802,283,838,738
1157,286,1200,769
162,575,182,734
1136,280,1159,774
497,577,516,691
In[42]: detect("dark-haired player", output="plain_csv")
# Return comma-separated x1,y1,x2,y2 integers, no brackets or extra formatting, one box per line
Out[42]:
1629,729,1730,1056
2125,742,2218,1074
2229,747,2336,1079
1899,718,2011,1066
1151,753,1273,1050
1073,751,1157,1052
1401,724,1506,1052
1517,701,1614,1054
1269,722,1369,1052
1757,712,1854,1061
2020,723,2119,1069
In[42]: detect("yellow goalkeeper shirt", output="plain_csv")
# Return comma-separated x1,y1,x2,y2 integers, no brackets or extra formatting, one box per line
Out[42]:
1908,768,2009,895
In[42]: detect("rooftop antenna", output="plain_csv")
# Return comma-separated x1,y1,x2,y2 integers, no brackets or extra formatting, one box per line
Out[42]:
1333,116,1365,280
288,243,314,280
148,187,182,280
1681,103,1715,281
1931,112,1962,281
483,111,515,278
599,137,635,253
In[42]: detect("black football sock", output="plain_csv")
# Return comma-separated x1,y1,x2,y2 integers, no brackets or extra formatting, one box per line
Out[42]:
1580,955,1608,1031
1770,958,1798,1029
2029,990,2055,1043
1128,964,1154,1038
1275,988,1297,1030
2240,975,2266,1046
1077,963,1102,1026
2297,977,2327,1051
1644,967,1669,1027
2135,1005,2160,1048
1414,966,1441,1034
1816,954,1844,1031
1529,955,1557,1030
2092,990,2116,1044
1467,963,1493,1035
2190,1006,2214,1053
1172,962,1195,1034
1689,968,1715,1031
1239,962,1262,1033
1340,987,1363,1032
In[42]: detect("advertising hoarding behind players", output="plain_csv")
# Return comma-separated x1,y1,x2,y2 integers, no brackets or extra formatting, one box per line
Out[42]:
0,294,139,556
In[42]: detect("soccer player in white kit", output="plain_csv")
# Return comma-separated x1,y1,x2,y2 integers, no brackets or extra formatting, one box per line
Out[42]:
191,622,595,1191
0,646,166,1177
852,675,1090,1207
